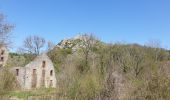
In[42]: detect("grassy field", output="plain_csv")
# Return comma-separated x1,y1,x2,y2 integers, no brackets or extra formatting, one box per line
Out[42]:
0,88,56,100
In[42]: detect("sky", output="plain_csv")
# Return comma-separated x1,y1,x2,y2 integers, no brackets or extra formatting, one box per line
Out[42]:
0,0,170,51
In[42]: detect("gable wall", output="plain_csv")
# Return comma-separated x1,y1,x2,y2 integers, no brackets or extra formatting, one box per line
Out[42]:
12,54,57,90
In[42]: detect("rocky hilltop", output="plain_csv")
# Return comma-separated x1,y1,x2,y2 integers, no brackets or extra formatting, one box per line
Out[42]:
56,34,100,52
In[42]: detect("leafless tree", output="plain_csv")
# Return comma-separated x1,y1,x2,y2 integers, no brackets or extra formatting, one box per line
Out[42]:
0,13,14,46
80,33,98,71
19,35,45,55
47,41,55,51
146,40,168,62
128,46,145,77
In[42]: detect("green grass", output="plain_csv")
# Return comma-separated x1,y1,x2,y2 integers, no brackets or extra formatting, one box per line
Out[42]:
0,88,56,100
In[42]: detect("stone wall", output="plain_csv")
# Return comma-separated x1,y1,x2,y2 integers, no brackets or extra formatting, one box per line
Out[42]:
12,54,57,90
0,45,57,90
0,46,8,67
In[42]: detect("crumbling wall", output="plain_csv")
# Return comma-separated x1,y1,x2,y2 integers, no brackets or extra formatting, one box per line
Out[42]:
0,46,8,67
9,53,57,90
11,54,57,90
11,67,25,88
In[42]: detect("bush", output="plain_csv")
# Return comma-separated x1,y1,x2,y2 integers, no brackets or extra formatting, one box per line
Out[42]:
0,68,20,92
68,73,101,100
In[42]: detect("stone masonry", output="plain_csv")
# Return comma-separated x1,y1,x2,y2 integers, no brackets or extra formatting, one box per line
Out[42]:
0,46,57,89
11,53,57,89
0,45,8,67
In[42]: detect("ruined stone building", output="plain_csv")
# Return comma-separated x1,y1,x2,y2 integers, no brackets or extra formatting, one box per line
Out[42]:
12,54,57,89
0,45,8,67
0,46,57,89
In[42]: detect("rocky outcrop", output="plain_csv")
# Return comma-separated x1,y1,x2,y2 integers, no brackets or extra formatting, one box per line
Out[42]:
56,34,99,52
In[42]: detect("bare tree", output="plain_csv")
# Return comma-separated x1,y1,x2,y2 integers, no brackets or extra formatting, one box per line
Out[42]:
20,35,45,55
146,40,168,62
80,33,98,71
47,41,55,51
0,13,14,46
128,46,145,77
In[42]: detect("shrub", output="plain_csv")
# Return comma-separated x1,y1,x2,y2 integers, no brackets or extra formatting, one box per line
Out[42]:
0,68,20,92
68,73,101,100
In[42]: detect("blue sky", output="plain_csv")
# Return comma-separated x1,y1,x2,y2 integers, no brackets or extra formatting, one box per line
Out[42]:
0,0,170,51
